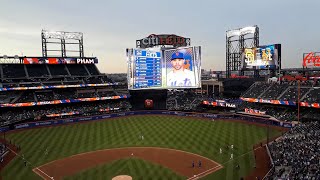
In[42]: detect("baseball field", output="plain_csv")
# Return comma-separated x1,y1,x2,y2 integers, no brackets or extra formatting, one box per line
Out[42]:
2,115,282,179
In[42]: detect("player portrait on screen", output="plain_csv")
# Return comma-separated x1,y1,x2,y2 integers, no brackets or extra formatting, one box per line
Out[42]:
167,51,195,87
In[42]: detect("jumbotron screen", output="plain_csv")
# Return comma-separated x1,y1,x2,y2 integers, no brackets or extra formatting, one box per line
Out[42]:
241,44,281,70
127,46,201,90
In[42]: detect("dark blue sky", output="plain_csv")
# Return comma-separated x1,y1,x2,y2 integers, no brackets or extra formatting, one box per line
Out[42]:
0,0,319,73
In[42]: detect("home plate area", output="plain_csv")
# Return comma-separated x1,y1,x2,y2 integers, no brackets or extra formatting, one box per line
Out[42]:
33,147,223,179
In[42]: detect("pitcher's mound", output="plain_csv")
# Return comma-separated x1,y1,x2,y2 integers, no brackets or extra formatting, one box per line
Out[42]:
112,175,133,180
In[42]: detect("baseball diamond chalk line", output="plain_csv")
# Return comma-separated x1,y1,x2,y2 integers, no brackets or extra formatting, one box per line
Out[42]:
34,147,223,179
8,143,262,180
36,146,221,169
186,146,263,180
7,146,53,179
187,164,223,180
33,146,262,180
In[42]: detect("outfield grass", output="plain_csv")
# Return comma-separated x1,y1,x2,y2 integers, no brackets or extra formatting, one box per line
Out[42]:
3,115,281,180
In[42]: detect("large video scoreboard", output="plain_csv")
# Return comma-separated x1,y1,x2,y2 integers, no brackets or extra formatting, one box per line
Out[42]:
127,47,201,90
133,49,162,89
241,44,281,70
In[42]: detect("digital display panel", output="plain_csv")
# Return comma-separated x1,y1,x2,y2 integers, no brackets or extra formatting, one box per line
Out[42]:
127,46,201,90
23,57,98,64
132,49,162,89
241,44,281,70
164,47,201,88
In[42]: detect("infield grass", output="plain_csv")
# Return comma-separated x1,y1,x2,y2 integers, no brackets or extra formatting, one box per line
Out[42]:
64,158,185,180
3,115,282,180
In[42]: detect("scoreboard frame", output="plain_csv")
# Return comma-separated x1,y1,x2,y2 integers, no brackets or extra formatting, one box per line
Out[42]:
127,46,201,90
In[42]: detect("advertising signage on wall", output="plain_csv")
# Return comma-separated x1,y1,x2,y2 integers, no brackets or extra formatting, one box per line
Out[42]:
136,34,191,48
23,57,98,64
303,52,320,68
0,56,21,64
0,56,98,64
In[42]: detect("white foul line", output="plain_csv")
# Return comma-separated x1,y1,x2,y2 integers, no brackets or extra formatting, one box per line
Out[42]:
187,164,223,180
7,146,53,180
187,146,262,180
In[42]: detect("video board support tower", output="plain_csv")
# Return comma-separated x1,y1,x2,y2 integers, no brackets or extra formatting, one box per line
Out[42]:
41,30,84,57
226,26,259,78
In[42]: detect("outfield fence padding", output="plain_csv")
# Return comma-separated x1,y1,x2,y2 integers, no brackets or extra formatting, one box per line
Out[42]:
0,110,294,133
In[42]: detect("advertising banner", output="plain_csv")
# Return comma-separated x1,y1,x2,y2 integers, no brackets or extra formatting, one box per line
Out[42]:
302,52,320,68
136,34,191,48
244,108,266,115
240,97,320,108
0,95,129,108
203,101,236,108
0,83,121,92
23,57,98,64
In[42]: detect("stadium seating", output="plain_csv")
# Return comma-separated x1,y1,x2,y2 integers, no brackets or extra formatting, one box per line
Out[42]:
35,91,54,101
48,65,69,76
239,81,320,121
0,64,114,88
85,64,100,75
241,82,270,98
26,65,50,77
0,63,129,125
67,65,88,76
303,88,320,103
0,100,131,126
237,101,320,122
242,81,320,103
2,64,26,78
259,84,289,99
83,76,104,84
166,90,205,111
0,143,8,163
268,121,320,179
15,91,35,103
97,90,117,97
281,87,309,101
53,89,77,100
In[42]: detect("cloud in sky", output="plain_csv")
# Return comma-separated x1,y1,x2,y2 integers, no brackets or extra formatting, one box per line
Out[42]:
1,0,320,73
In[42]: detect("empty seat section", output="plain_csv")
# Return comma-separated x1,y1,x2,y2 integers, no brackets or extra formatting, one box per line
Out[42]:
26,65,49,77
67,65,88,76
3,65,26,78
48,65,68,76
85,64,100,75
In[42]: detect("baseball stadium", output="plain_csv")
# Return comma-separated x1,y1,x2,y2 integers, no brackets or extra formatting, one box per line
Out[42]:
1,12,320,180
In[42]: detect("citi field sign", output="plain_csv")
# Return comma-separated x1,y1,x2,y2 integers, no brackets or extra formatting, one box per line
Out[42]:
136,34,191,48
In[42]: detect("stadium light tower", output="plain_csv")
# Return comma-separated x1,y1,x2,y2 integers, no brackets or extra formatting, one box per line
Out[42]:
297,80,301,123
226,26,259,78
41,30,84,57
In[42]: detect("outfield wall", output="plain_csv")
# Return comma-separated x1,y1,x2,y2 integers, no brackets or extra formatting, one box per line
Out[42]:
0,111,294,132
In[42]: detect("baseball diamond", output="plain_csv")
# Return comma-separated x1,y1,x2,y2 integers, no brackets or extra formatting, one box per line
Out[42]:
3,115,282,179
